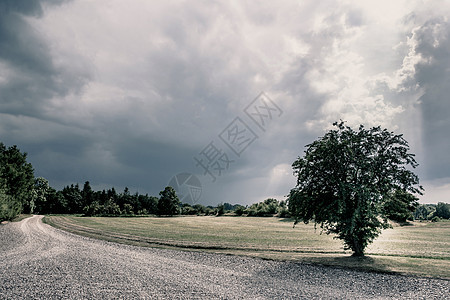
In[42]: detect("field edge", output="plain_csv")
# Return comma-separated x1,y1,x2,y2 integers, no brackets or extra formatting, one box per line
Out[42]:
43,215,450,280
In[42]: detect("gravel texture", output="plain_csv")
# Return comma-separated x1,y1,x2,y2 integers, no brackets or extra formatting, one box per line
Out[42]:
0,215,448,299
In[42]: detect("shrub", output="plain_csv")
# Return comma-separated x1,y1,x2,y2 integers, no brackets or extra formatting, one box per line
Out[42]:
0,189,21,222
122,203,134,215
182,205,196,215
431,216,441,222
103,200,121,216
83,201,101,216
204,207,214,216
137,209,148,215
277,206,290,218
215,203,225,216
234,205,246,216
193,204,206,215
245,199,281,217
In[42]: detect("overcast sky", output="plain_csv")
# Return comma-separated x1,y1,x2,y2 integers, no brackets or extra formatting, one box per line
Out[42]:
1,0,449,205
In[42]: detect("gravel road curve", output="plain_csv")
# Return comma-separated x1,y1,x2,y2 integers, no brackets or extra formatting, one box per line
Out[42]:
1,215,448,299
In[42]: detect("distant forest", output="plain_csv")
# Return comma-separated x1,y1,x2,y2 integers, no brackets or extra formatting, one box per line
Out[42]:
1,142,449,222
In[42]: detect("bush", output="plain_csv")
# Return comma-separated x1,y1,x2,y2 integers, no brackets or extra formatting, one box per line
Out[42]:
193,204,206,215
137,209,148,215
431,216,441,222
83,201,101,216
263,198,279,214
122,203,134,215
215,203,225,216
202,207,212,216
234,205,246,216
103,200,121,216
277,206,290,218
245,199,281,217
181,205,197,215
0,189,21,222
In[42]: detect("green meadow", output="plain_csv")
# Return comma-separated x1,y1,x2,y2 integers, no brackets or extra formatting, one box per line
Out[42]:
44,215,450,279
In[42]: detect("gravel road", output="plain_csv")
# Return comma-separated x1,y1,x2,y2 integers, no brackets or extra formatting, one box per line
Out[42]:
0,216,448,299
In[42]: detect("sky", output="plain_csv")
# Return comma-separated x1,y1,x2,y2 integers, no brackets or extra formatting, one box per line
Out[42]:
1,0,449,206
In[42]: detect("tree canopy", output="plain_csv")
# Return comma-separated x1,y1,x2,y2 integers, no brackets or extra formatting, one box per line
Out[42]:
0,143,35,220
288,122,423,256
157,186,180,216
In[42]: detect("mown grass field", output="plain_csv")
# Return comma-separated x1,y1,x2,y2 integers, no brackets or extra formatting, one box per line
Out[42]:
44,215,450,279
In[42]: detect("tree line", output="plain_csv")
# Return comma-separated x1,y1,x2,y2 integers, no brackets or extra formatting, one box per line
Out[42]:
414,203,450,221
0,141,298,220
1,141,449,223
0,141,174,220
0,141,287,219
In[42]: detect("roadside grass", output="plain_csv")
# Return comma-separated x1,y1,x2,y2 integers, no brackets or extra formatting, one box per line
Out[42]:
44,215,450,279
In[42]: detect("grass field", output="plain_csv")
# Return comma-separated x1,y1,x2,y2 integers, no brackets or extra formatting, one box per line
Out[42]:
44,215,450,279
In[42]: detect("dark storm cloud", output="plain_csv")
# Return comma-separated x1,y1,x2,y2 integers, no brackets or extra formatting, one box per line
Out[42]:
0,0,44,17
0,3,55,116
413,17,450,180
0,0,93,192
110,137,199,189
1,0,449,204
0,0,86,119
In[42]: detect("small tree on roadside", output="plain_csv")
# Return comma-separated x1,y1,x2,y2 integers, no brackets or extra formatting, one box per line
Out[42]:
33,177,51,214
0,143,35,215
157,186,180,216
289,121,423,256
0,186,20,222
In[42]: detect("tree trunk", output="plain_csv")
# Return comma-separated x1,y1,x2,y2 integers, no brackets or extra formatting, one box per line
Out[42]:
352,239,364,257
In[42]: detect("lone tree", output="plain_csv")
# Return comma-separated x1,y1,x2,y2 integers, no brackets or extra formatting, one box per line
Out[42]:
288,121,422,256
157,186,180,216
